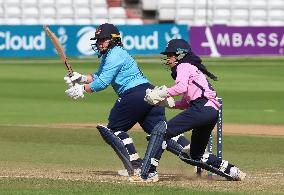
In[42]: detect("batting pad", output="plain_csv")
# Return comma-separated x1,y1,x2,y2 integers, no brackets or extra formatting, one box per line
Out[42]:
179,152,235,181
96,125,134,175
140,121,167,179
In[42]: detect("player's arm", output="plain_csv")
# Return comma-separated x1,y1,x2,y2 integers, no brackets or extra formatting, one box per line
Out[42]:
173,96,189,110
85,53,123,93
144,65,191,106
167,64,191,97
83,74,94,93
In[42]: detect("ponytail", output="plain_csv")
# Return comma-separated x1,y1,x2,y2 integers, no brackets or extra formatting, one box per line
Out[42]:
178,53,218,81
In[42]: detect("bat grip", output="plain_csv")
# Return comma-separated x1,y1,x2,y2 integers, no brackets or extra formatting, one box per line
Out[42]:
64,61,73,77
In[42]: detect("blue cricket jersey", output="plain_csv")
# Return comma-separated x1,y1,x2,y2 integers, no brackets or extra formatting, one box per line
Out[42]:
90,46,149,95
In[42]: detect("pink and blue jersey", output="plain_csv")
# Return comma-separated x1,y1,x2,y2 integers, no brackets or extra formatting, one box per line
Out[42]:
166,63,220,110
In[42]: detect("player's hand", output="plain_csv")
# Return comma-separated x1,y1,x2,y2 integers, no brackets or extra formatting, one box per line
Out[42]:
64,75,74,87
158,97,175,108
145,88,153,95
65,83,85,100
146,87,174,107
144,85,168,105
69,72,88,83
64,72,88,87
145,86,159,96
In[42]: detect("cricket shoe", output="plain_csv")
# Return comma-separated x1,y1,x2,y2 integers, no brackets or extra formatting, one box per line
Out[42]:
129,171,159,183
230,167,246,181
117,168,141,177
117,169,129,177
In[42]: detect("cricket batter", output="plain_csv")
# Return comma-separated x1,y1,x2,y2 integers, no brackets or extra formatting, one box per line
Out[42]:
130,39,246,182
64,23,193,182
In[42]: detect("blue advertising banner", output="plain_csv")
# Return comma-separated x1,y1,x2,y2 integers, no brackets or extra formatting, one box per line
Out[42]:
0,24,188,57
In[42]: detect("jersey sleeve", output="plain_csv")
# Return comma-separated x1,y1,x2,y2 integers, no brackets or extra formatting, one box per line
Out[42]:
167,63,191,97
173,95,189,110
89,51,124,92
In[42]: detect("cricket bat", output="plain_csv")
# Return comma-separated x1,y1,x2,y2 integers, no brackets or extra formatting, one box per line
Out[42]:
43,25,73,77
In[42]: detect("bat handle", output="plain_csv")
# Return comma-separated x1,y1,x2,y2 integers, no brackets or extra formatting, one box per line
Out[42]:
68,70,73,77
64,60,73,77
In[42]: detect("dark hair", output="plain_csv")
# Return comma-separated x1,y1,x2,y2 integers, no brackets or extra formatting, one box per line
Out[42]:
108,37,123,49
178,52,218,81
97,37,123,57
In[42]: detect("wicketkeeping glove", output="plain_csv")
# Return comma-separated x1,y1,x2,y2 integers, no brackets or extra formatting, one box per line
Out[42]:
158,96,175,108
145,87,174,108
144,85,168,105
65,83,86,100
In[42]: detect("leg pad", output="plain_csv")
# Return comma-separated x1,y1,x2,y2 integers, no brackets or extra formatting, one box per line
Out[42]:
96,125,134,175
179,150,235,181
140,121,167,179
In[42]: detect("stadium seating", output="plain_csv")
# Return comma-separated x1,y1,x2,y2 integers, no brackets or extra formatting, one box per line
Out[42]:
41,7,56,18
251,0,267,9
39,18,56,25
212,8,231,25
75,7,92,18
231,8,249,26
0,0,284,26
73,0,89,7
0,6,3,17
250,8,268,26
268,0,284,8
39,0,56,7
92,7,108,19
22,6,39,18
142,0,157,11
5,6,21,17
92,0,108,8
175,8,195,25
126,18,143,25
158,0,176,21
56,0,72,6
108,7,127,19
213,0,230,9
268,8,284,26
5,0,20,6
231,0,249,9
22,0,38,6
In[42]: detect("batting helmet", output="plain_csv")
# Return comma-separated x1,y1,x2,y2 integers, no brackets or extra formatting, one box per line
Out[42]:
90,23,122,57
90,23,120,40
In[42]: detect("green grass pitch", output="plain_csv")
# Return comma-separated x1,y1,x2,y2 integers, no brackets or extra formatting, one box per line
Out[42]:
0,57,283,194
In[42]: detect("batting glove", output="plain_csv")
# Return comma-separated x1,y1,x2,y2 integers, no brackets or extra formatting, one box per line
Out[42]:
144,85,168,105
64,72,88,86
65,83,86,100
63,75,73,87
70,72,88,83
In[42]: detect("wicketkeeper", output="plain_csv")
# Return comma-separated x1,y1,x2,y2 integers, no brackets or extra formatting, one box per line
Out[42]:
130,39,246,182
63,23,194,182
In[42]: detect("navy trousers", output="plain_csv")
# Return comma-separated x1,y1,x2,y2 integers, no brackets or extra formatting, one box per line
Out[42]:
166,98,218,160
108,83,166,134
